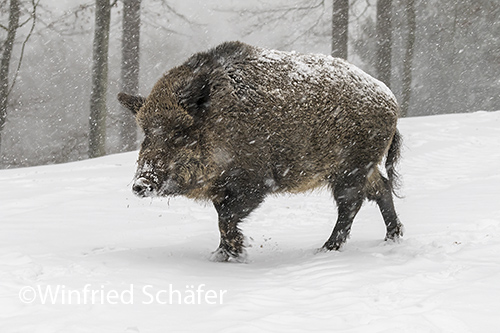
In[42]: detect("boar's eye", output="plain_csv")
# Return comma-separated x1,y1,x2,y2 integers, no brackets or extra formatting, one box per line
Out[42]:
171,130,186,144
141,124,164,138
151,127,164,136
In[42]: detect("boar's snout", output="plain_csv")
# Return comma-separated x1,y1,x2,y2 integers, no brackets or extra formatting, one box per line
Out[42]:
132,177,156,197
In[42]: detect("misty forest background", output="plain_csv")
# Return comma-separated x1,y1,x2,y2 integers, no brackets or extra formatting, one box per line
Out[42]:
1,0,499,168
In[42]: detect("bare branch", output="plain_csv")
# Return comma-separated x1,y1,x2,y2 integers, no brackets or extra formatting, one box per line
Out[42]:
35,2,94,36
7,0,38,97
227,0,327,47
215,0,324,15
141,12,191,36
349,1,372,23
281,12,325,49
156,0,204,26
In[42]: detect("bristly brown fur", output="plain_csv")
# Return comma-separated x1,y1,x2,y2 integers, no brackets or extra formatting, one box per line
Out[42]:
118,41,404,261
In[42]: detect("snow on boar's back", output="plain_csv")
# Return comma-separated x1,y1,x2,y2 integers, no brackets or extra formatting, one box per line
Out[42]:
118,41,404,262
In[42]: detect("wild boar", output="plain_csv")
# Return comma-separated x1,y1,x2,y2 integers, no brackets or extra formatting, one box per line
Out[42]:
118,41,404,262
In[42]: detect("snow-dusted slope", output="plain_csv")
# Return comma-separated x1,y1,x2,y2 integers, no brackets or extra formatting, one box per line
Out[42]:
1,111,499,332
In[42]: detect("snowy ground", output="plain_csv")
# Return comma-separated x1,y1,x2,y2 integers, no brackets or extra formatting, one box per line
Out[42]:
1,111,500,332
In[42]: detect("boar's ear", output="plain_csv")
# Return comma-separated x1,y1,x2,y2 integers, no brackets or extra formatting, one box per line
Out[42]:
118,92,145,115
179,73,211,124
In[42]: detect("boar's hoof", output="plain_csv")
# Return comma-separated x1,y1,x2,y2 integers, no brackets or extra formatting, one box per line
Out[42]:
318,231,349,252
209,247,248,263
318,241,344,253
385,222,404,242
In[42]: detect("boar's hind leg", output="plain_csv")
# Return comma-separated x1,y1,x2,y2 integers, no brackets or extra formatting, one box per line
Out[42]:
210,178,266,262
369,177,404,242
321,172,366,251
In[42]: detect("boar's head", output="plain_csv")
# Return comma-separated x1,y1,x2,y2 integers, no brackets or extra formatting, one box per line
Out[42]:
118,69,212,198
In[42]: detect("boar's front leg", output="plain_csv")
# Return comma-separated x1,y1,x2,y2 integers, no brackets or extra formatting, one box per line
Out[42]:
210,172,266,262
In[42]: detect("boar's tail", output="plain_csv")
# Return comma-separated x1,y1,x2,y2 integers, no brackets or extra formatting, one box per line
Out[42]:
385,129,402,197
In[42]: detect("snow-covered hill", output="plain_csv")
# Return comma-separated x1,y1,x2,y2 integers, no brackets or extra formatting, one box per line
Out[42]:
1,111,499,332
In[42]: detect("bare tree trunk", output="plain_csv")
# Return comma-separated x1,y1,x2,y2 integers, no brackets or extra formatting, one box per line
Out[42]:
0,0,21,155
401,0,415,117
119,0,141,152
331,0,349,59
376,0,392,88
89,0,112,158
